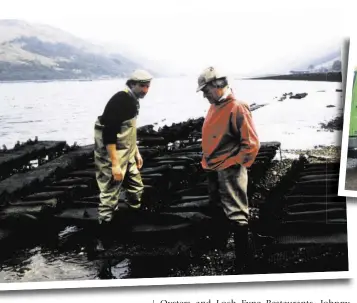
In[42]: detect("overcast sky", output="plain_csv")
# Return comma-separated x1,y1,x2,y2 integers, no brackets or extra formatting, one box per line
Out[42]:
0,0,344,75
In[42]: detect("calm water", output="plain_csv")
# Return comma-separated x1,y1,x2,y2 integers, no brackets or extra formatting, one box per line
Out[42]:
0,78,343,150
0,78,344,283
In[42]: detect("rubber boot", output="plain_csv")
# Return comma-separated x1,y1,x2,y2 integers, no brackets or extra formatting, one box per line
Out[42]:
233,224,249,274
94,220,111,253
128,200,147,220
206,205,230,250
98,259,115,279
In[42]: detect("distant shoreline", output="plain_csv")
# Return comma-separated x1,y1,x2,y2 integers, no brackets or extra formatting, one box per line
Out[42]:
0,78,98,84
0,72,343,84
245,71,342,82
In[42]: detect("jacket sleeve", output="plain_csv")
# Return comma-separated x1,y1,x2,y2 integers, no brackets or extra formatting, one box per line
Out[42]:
231,103,260,167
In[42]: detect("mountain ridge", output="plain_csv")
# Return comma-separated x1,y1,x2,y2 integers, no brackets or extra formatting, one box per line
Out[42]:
0,19,157,81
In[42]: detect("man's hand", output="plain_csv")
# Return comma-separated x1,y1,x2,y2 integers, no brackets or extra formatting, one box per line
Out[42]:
112,165,124,181
135,152,143,169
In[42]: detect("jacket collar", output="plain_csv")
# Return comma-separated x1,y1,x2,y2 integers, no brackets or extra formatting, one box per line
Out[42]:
123,85,138,101
123,85,140,113
214,88,234,106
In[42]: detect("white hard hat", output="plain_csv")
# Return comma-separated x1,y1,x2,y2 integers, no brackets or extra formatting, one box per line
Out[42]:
196,66,226,92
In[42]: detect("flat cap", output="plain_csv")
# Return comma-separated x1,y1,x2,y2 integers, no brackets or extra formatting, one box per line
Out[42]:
129,69,153,82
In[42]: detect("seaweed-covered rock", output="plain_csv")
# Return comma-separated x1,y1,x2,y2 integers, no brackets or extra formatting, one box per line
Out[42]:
290,93,308,99
319,115,343,131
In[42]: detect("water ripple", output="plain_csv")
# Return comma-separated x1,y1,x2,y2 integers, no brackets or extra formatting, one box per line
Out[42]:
7,120,43,124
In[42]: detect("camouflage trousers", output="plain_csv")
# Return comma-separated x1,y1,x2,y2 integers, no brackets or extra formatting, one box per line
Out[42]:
206,163,249,226
94,123,144,223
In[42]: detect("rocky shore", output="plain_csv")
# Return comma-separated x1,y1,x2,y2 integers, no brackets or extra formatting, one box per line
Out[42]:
319,116,343,132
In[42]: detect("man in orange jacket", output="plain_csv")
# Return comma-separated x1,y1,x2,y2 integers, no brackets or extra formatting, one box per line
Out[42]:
196,66,260,274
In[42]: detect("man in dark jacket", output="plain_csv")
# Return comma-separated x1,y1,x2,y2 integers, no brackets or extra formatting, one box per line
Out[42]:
94,69,152,250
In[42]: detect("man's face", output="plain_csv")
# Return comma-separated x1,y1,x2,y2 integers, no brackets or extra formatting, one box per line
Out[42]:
202,84,222,104
131,82,151,99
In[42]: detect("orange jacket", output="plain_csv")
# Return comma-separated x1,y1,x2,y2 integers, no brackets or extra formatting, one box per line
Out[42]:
201,94,260,171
